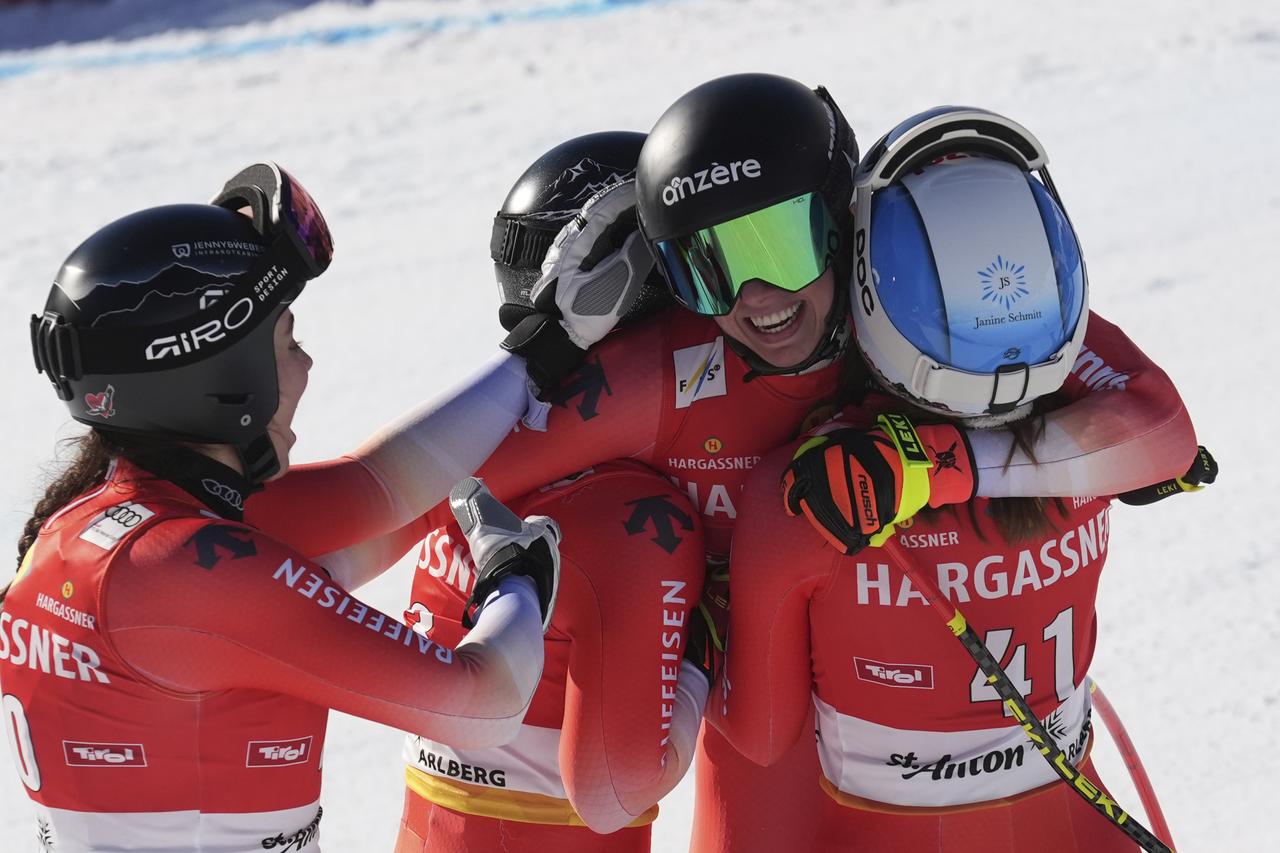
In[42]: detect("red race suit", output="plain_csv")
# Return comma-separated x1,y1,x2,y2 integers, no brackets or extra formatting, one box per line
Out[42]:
709,398,1142,853
1,457,544,853
251,308,1195,853
394,462,708,852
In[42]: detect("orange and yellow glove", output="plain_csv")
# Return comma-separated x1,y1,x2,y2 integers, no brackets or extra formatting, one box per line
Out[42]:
781,413,977,555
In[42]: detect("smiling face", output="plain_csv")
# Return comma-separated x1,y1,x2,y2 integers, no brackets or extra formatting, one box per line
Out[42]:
711,269,836,369
265,309,313,479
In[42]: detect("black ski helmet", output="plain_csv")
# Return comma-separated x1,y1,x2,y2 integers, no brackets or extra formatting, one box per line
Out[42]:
31,165,332,483
636,73,859,373
489,130,670,331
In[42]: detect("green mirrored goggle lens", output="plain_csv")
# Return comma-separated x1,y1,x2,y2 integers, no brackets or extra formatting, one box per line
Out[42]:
655,192,837,316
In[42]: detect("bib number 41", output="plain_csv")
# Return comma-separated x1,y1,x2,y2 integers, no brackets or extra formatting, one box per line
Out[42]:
969,607,1075,715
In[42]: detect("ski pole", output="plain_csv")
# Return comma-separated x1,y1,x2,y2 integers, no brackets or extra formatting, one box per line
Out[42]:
1090,681,1175,846
879,538,1175,853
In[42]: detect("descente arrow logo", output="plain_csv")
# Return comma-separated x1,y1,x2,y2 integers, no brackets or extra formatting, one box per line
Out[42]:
545,356,611,421
623,495,695,554
184,524,257,570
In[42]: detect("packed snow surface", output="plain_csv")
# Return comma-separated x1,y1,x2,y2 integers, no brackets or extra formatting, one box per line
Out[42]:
1,0,1276,849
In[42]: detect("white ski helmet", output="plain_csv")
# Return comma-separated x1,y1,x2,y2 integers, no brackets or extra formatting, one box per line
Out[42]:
851,107,1088,417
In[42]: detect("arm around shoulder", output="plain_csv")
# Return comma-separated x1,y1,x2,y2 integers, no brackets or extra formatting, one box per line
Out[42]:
105,514,545,749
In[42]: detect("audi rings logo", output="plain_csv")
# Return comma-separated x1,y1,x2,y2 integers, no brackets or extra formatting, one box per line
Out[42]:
202,479,245,511
104,504,145,528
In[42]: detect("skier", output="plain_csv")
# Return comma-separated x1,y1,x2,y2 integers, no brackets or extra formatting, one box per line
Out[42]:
709,110,1202,852
390,134,710,852
249,75,1197,852
5,165,561,853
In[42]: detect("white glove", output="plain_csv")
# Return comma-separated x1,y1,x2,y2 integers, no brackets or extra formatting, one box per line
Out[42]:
450,477,561,633
532,179,655,349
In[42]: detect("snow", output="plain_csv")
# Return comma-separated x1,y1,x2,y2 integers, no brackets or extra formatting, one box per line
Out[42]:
1,0,1277,849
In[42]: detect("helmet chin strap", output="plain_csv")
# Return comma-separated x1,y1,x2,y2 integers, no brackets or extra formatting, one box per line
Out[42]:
734,285,850,381
237,433,281,485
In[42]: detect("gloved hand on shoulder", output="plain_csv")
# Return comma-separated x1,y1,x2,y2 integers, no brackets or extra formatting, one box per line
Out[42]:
501,180,655,392
781,413,977,555
450,478,561,633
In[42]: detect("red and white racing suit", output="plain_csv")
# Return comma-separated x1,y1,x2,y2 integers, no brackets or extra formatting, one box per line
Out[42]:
0,457,544,853
709,399,1140,852
393,462,708,852
252,308,1195,852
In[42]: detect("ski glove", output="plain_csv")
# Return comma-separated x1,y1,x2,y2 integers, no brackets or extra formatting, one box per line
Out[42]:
451,477,561,633
782,413,977,555
501,180,654,391
1117,445,1218,506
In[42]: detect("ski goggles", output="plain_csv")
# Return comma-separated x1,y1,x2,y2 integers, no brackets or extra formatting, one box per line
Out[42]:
33,163,334,393
851,107,1089,415
651,190,839,316
212,160,334,280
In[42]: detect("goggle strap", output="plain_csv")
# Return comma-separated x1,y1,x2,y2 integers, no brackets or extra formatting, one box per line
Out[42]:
213,162,332,278
858,108,1049,193
880,126,1037,184
490,215,557,268
60,237,307,376
211,165,277,235
30,312,81,400
814,85,857,201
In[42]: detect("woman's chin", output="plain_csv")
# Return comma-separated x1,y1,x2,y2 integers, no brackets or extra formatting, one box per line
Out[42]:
741,325,824,368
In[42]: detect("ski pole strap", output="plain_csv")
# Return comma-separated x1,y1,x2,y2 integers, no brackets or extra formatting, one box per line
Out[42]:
1117,445,1217,506
882,540,1176,853
867,413,933,547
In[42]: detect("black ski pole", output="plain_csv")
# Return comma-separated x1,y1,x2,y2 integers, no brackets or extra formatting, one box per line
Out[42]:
881,538,1175,853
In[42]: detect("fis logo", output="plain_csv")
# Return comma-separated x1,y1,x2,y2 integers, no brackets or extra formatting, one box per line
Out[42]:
246,736,313,768
661,159,762,206
854,657,935,689
63,741,147,767
673,338,727,409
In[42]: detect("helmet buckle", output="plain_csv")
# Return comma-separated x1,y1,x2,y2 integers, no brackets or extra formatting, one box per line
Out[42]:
988,363,1032,414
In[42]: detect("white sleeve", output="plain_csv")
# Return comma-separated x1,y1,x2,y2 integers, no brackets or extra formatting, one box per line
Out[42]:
447,574,545,744
347,351,543,528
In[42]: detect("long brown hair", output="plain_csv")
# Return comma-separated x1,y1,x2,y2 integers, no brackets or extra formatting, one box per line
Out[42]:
4,429,194,606
968,412,1068,544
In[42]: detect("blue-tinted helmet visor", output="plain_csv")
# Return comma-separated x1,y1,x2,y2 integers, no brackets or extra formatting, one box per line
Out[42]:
870,169,1084,375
